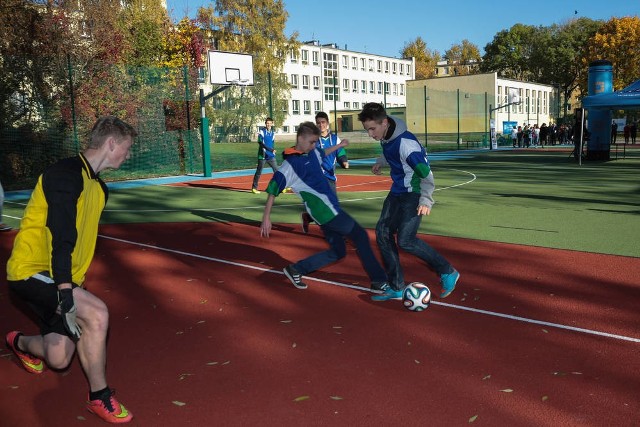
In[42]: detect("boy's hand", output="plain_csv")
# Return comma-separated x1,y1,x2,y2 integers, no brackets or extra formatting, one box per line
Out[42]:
417,205,431,216
58,288,82,340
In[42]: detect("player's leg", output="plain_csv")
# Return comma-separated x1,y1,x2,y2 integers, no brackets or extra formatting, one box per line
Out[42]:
252,159,265,192
73,287,110,392
343,215,388,289
395,193,459,297
375,195,403,290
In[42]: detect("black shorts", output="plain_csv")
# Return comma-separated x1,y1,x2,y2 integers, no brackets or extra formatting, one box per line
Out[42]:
8,273,79,337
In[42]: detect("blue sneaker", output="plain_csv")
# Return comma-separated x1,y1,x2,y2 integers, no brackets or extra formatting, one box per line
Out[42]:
440,269,460,298
371,284,403,301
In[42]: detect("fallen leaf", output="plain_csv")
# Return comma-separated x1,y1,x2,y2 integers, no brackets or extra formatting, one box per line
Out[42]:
280,320,292,323
571,372,582,375
77,416,86,420
172,401,186,406
200,299,208,304
482,375,491,380
197,320,205,324
329,396,343,400
222,360,230,365
542,396,549,401
294,396,310,402
542,329,549,333
500,389,513,393
178,373,193,381
414,360,421,364
332,326,342,329
469,415,478,423
206,362,218,366
292,343,297,348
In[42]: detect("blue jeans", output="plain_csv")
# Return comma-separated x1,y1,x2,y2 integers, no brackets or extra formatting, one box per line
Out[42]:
293,211,387,284
252,157,278,190
376,192,453,291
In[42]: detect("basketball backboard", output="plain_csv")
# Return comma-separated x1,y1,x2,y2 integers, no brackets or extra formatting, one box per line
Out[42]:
508,87,521,105
207,51,255,86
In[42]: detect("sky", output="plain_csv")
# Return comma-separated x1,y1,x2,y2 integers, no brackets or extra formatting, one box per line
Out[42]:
165,0,636,58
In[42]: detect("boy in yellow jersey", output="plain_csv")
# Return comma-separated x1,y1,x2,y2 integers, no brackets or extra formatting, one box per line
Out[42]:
5,116,136,424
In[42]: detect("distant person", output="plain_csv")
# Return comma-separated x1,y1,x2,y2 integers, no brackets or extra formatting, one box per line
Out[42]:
623,123,630,144
301,111,349,233
251,117,278,194
0,180,11,231
357,102,460,301
260,121,388,292
539,123,548,147
611,120,618,143
510,126,517,148
5,116,136,423
631,121,637,144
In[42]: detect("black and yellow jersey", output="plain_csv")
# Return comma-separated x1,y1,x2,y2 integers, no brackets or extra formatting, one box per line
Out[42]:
7,154,108,286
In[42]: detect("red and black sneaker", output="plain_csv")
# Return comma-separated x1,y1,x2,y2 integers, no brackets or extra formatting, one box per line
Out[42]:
87,390,133,424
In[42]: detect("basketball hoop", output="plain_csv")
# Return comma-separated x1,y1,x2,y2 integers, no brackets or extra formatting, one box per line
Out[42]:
230,79,250,97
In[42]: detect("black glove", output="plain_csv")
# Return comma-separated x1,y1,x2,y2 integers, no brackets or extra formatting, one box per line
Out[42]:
58,288,82,339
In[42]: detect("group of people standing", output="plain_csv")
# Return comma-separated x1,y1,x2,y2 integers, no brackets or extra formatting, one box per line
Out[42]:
616,121,638,144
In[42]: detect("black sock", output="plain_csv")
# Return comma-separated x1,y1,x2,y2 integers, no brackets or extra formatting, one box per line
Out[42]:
89,387,111,402
13,333,23,352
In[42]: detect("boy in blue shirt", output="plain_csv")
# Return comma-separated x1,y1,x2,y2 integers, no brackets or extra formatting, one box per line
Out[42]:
260,121,388,291
251,117,278,194
301,111,349,233
358,103,460,301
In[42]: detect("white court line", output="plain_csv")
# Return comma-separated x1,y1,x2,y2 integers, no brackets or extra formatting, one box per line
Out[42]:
101,168,478,213
100,234,640,344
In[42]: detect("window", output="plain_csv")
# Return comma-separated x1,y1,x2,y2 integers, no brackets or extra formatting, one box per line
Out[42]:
400,64,404,75
313,75,320,90
392,83,398,96
353,102,359,109
312,51,319,65
292,100,300,114
303,100,311,114
352,56,357,70
290,49,298,63
377,82,383,94
343,78,349,92
360,58,366,70
301,49,309,64
344,102,350,109
400,84,405,96
352,80,358,92
314,101,321,112
342,55,348,68
290,74,299,89
283,126,289,133
323,52,339,102
385,61,390,73
544,91,548,114
369,59,375,71
302,75,310,89
392,62,397,74
369,81,375,94
281,100,288,113
361,80,366,93
518,89,523,113
377,60,382,72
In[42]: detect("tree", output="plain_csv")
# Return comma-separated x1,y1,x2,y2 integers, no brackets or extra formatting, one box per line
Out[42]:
480,23,539,80
582,16,640,92
401,37,440,79
119,0,171,66
444,39,481,76
196,0,299,141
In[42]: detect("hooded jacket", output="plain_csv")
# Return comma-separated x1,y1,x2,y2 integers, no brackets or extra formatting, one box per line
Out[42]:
374,117,435,208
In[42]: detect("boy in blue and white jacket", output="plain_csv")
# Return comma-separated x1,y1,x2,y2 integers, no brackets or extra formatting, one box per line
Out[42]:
260,121,388,291
358,102,460,301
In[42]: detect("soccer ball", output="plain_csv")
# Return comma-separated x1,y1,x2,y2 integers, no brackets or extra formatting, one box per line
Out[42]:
402,282,431,312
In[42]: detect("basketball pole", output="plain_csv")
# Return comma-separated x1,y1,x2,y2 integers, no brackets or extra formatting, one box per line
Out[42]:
199,86,232,177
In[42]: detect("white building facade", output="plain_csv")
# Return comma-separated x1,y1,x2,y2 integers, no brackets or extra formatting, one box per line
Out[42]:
281,41,415,134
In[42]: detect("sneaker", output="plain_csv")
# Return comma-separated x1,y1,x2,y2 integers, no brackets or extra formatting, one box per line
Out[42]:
440,269,460,298
0,223,11,232
282,187,294,194
283,265,307,289
251,188,261,194
371,283,403,301
370,281,389,292
5,331,44,374
86,390,133,424
301,212,312,234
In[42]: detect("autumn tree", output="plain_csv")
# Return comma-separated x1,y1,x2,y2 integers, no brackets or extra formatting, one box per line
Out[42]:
480,24,540,80
581,16,640,92
197,0,299,141
444,39,481,76
401,37,440,79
